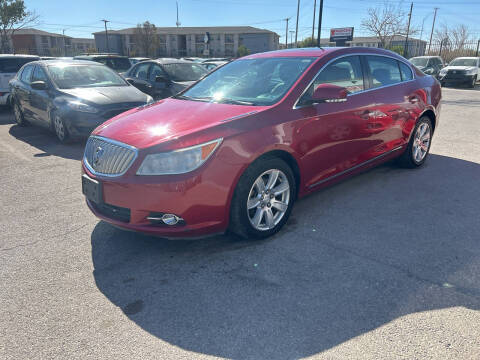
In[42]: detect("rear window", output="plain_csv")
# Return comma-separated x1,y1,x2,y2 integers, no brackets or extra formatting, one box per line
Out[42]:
0,57,38,73
399,62,413,81
94,57,132,72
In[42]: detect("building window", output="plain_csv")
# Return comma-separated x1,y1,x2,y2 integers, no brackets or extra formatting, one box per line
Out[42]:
225,34,234,44
41,36,48,45
225,43,234,56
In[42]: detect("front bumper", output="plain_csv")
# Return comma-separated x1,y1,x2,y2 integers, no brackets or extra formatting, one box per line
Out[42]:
439,74,475,85
81,155,243,238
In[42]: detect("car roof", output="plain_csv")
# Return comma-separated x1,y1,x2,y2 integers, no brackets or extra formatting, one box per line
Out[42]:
243,47,405,60
74,54,128,59
153,58,196,64
452,57,479,60
32,59,107,67
410,56,440,58
0,54,40,58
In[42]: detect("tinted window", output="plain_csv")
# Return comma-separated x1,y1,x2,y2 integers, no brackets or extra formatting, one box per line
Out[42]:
410,58,428,67
149,64,167,81
366,56,401,88
183,57,314,106
162,63,207,82
32,66,48,82
0,57,37,73
95,57,132,72
449,58,477,67
48,64,127,89
20,65,34,83
313,55,364,94
131,63,150,80
399,62,413,81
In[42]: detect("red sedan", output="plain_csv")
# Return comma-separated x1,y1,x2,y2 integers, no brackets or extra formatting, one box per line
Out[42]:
82,47,441,239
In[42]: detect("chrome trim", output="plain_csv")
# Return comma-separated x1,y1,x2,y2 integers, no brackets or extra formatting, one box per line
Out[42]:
293,52,416,109
83,135,138,177
308,146,403,189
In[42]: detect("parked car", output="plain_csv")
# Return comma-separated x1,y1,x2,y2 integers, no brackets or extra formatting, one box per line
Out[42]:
0,54,40,106
81,47,441,239
202,60,228,72
201,58,230,62
124,58,208,100
129,57,150,65
10,60,152,142
181,57,204,63
73,54,132,75
438,57,480,88
409,56,444,77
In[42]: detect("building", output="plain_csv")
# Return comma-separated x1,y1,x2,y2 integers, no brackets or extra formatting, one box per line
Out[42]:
9,28,95,56
93,26,280,58
319,35,426,57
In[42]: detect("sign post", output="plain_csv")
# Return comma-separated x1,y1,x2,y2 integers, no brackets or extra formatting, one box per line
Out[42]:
329,27,354,47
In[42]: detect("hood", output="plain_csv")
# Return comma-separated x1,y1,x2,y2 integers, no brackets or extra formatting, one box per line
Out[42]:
60,86,149,105
93,98,265,149
444,66,477,71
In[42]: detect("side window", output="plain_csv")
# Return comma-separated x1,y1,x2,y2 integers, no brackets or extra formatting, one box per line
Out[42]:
131,62,150,80
31,66,48,83
20,65,34,83
399,62,413,81
149,64,167,82
366,56,402,88
313,56,364,93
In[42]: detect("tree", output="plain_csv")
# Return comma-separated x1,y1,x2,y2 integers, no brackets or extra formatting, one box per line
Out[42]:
361,2,415,49
298,37,316,48
435,24,471,50
133,21,159,58
0,0,39,53
237,44,250,57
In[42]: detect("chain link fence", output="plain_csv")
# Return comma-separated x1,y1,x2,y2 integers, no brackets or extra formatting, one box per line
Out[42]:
425,40,480,63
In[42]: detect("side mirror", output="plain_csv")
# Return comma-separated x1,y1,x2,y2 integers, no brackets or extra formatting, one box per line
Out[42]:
125,78,135,85
155,75,169,83
311,83,348,103
31,80,47,90
424,67,434,75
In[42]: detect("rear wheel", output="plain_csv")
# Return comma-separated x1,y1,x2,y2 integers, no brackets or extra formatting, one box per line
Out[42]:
53,114,70,143
229,157,296,239
469,76,476,88
397,116,432,168
13,101,28,126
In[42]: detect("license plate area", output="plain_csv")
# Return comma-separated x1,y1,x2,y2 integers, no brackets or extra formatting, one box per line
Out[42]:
82,174,103,204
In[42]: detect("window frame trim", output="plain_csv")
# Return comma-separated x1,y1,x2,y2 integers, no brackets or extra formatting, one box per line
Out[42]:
293,52,416,109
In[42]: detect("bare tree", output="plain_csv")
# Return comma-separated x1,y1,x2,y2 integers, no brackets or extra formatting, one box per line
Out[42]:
435,23,471,50
361,2,416,49
0,0,39,53
133,21,159,58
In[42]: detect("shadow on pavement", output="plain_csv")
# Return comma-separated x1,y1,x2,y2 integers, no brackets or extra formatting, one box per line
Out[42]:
8,123,85,160
91,154,480,359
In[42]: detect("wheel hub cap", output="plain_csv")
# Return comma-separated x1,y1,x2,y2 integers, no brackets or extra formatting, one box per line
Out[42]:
412,122,431,163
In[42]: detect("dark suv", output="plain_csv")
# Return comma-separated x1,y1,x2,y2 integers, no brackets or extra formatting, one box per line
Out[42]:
73,54,132,75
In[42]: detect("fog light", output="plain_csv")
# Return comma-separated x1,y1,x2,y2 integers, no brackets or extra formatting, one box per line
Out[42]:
147,213,184,226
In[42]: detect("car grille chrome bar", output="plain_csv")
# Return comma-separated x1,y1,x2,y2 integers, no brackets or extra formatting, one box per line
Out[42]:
83,136,138,176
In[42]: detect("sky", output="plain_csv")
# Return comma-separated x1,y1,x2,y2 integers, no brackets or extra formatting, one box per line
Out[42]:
25,0,480,42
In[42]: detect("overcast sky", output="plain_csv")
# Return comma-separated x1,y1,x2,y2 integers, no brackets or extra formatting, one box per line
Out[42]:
26,0,480,42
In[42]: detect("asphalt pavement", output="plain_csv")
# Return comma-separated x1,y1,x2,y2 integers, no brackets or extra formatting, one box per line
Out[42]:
1,87,479,360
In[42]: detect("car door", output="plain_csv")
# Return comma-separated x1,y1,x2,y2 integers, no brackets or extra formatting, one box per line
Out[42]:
294,55,379,188
29,65,51,127
15,64,35,120
149,63,171,99
364,55,421,155
125,62,153,95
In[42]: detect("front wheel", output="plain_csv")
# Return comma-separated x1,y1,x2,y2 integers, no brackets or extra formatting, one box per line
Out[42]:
229,157,296,239
13,101,28,126
469,76,476,88
53,114,70,143
397,117,433,168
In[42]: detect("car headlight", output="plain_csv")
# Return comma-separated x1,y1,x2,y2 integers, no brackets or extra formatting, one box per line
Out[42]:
137,138,223,175
465,68,476,75
67,100,98,113
439,69,447,76
146,95,154,103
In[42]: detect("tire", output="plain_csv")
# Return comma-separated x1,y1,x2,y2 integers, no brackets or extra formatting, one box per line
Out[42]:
397,116,433,168
13,101,28,126
229,157,296,239
468,76,476,88
53,113,70,143
440,82,445,87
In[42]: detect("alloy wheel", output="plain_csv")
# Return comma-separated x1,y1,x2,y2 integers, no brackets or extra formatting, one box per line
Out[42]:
14,103,22,125
247,169,290,231
412,122,431,163
54,116,65,141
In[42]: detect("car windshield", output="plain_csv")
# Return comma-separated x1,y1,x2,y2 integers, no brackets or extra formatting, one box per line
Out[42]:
181,57,315,106
95,57,132,71
162,63,208,82
0,57,37,73
449,58,477,67
410,58,429,67
48,64,128,89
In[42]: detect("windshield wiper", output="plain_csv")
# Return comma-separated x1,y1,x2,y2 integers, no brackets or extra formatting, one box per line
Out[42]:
218,98,255,106
172,94,213,102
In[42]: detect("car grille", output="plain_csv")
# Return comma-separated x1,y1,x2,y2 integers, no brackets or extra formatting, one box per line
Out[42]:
84,136,137,176
92,201,131,223
101,103,144,120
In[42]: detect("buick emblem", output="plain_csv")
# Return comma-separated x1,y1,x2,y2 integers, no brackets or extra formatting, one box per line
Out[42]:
93,146,104,166
453,70,457,74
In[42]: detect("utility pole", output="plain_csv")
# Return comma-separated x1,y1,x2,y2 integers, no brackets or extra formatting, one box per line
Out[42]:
404,2,413,58
317,0,323,47
476,39,480,57
428,8,438,54
176,1,181,27
101,19,110,53
295,0,300,47
62,29,67,56
284,18,290,48
312,0,316,41
290,30,295,48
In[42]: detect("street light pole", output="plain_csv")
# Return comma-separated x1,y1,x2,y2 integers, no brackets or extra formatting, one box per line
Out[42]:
428,8,438,54
284,18,290,48
101,19,110,53
312,0,316,41
317,0,323,47
295,0,300,47
404,2,413,58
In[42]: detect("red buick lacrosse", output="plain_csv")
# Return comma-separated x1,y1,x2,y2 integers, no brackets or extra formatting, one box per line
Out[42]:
82,47,441,239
